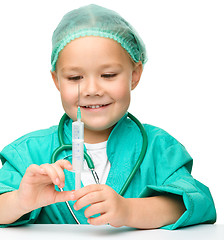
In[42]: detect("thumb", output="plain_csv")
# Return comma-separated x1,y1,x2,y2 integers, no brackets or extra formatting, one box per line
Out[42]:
54,190,76,203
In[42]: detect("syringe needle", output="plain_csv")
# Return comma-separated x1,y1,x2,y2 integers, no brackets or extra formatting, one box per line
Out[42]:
78,83,80,107
77,83,81,121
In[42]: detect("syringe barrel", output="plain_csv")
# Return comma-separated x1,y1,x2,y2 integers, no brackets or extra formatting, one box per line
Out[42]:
72,139,84,172
72,121,84,139
72,121,84,173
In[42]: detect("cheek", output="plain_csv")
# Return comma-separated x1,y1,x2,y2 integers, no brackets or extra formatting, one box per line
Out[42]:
60,84,77,106
116,88,130,104
113,79,132,104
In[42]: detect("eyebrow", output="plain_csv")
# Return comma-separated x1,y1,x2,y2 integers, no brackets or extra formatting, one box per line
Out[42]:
59,63,123,73
60,66,83,73
99,63,123,69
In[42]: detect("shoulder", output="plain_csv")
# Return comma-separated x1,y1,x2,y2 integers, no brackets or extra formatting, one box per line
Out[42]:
118,115,180,147
1,125,58,157
10,125,58,148
0,125,59,167
143,123,171,137
142,123,181,149
142,123,192,165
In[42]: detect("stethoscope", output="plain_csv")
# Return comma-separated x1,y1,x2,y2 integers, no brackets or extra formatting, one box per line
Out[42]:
51,112,148,224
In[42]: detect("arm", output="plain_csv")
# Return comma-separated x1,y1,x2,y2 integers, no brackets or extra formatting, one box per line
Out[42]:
125,194,186,229
73,184,185,229
0,191,27,224
73,139,216,229
0,160,76,225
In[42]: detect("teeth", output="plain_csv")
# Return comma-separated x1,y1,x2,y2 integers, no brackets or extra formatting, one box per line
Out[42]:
85,105,105,109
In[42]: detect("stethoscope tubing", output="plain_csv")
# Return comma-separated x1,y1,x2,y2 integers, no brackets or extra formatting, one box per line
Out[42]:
51,112,148,224
118,112,148,196
60,188,80,224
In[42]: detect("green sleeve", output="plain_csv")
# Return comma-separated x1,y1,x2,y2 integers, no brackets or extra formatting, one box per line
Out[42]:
139,140,216,230
0,145,41,228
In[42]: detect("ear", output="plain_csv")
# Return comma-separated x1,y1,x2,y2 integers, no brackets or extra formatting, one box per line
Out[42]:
131,62,143,90
51,70,60,91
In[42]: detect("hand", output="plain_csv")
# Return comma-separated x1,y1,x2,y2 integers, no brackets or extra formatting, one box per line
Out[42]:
73,184,129,227
16,160,76,214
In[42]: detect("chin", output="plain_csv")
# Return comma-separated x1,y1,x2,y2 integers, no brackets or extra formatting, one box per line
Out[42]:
85,120,117,132
85,124,114,132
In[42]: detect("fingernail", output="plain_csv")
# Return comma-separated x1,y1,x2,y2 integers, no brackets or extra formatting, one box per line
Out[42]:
71,192,76,199
55,178,60,185
67,165,73,172
59,182,64,188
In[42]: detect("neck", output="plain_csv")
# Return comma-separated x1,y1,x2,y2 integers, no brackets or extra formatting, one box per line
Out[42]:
84,126,114,144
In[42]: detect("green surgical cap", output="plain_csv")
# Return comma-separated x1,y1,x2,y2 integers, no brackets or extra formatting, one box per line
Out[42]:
51,4,147,71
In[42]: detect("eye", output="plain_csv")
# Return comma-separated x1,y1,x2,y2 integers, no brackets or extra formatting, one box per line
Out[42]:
101,73,117,79
68,76,83,81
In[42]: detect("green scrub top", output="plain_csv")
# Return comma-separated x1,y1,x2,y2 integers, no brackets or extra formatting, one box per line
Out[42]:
0,113,216,229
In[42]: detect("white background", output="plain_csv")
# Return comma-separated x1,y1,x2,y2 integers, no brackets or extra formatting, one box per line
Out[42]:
0,0,223,224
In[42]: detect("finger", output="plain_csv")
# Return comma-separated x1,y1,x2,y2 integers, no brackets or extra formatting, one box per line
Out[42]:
88,213,109,226
74,190,105,211
53,160,73,187
40,164,61,186
84,202,106,219
54,190,76,204
55,160,72,171
51,164,66,188
26,164,45,177
73,184,103,200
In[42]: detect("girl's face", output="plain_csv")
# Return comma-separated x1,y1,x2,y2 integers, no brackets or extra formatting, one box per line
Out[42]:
51,36,142,143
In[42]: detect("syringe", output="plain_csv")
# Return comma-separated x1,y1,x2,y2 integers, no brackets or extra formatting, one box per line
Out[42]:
72,84,84,190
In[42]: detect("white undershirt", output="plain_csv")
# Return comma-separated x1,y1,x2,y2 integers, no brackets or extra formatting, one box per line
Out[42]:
82,141,111,186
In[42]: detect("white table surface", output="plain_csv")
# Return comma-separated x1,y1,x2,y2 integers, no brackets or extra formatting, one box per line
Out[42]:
1,224,223,240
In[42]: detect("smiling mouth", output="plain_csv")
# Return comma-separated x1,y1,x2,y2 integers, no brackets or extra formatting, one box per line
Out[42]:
81,104,110,109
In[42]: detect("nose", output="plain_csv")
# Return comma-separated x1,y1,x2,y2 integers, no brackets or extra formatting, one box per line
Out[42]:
82,77,103,97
